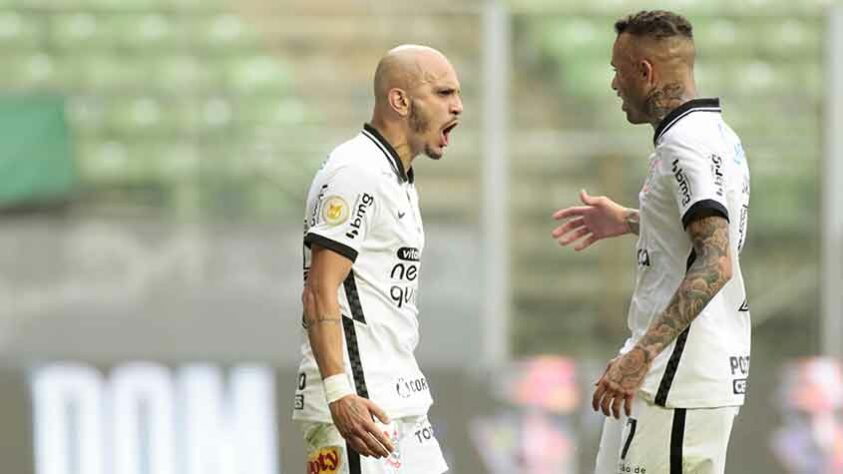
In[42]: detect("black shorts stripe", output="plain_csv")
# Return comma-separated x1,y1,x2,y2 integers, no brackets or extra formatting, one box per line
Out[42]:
343,273,366,324
342,317,369,398
670,408,687,474
346,442,361,474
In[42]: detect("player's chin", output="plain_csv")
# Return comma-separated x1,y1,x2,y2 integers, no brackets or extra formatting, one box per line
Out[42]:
424,145,445,160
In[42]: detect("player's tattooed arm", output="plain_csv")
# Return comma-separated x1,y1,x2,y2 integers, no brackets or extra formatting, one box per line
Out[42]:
636,214,732,360
625,209,640,236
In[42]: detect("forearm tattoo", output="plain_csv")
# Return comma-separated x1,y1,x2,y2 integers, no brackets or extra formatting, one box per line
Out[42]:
637,216,731,357
303,313,342,330
625,209,640,236
645,83,686,124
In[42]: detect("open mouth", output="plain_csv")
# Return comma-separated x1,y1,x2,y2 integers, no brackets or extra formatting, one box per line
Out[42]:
441,121,459,146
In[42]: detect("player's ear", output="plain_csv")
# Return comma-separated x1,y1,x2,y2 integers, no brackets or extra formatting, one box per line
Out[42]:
639,59,654,84
389,88,410,117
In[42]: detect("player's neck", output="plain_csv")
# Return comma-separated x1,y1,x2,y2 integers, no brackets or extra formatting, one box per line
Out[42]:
368,118,415,174
646,79,698,128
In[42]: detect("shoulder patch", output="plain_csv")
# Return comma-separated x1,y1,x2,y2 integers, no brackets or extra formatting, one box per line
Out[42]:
321,196,349,226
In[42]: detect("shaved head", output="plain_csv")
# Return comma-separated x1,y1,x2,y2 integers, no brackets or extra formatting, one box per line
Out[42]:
373,45,450,106
368,44,462,165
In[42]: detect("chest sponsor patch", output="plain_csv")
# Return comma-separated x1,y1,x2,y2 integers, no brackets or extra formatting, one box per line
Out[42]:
307,447,341,474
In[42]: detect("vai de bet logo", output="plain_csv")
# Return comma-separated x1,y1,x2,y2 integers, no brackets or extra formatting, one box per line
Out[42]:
307,447,341,473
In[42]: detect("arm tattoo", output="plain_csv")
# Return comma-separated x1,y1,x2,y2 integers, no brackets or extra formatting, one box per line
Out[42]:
303,313,342,330
645,83,686,124
637,215,731,358
625,209,640,236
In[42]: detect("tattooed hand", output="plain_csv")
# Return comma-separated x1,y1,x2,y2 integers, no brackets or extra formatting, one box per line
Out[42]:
592,346,652,419
329,394,394,458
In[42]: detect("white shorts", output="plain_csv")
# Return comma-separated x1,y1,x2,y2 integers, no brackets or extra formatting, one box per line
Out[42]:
298,415,448,474
595,396,739,474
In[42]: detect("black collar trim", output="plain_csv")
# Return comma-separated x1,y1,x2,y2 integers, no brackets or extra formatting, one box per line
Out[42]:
653,98,721,146
362,123,413,183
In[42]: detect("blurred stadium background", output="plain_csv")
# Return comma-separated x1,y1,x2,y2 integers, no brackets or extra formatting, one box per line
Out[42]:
0,0,841,472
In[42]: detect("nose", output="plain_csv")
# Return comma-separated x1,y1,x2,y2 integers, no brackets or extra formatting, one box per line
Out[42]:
611,74,618,92
451,96,463,116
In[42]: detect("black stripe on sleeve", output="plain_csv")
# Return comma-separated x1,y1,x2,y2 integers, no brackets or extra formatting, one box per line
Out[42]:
682,199,729,230
341,317,369,398
655,327,690,407
670,408,687,474
655,247,696,406
343,273,366,324
304,232,358,262
346,442,361,474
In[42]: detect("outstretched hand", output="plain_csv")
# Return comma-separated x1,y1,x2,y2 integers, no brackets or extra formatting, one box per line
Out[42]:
552,190,632,251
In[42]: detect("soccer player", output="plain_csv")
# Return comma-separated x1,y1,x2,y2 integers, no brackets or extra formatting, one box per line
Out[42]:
293,45,462,474
551,11,751,474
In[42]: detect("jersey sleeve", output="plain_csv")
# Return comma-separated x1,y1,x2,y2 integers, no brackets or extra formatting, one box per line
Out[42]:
304,164,378,262
660,137,729,229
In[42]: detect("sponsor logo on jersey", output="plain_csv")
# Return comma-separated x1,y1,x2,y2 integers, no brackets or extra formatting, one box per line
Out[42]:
710,154,725,196
307,447,341,474
345,193,374,239
321,196,349,226
637,249,651,267
397,247,420,262
672,159,692,206
396,376,429,399
730,355,750,394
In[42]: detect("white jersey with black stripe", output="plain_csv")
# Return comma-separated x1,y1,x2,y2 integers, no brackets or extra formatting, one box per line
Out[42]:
293,124,433,423
622,98,752,409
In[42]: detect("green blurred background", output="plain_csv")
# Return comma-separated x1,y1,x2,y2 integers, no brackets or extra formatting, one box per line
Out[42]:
0,0,840,472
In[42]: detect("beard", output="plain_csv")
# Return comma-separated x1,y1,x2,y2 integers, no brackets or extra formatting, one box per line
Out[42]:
408,100,442,159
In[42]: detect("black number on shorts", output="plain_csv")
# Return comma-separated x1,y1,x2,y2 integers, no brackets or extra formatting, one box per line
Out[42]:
298,373,306,390
621,418,638,460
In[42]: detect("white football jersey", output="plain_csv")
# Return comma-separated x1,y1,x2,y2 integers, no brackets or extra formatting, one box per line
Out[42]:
293,124,433,423
622,99,752,409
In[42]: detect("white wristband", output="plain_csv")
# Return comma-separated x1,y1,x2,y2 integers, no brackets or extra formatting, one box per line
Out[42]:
323,374,355,404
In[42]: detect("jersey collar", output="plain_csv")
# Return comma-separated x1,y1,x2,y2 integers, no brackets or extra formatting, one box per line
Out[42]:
362,123,414,183
653,98,721,146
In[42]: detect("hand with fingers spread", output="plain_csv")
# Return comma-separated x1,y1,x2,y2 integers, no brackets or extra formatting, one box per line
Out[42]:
329,394,395,458
552,190,638,251
592,346,652,419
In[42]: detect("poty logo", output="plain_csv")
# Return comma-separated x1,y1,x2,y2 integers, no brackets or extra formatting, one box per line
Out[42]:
307,447,340,474
345,193,374,240
672,159,692,206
